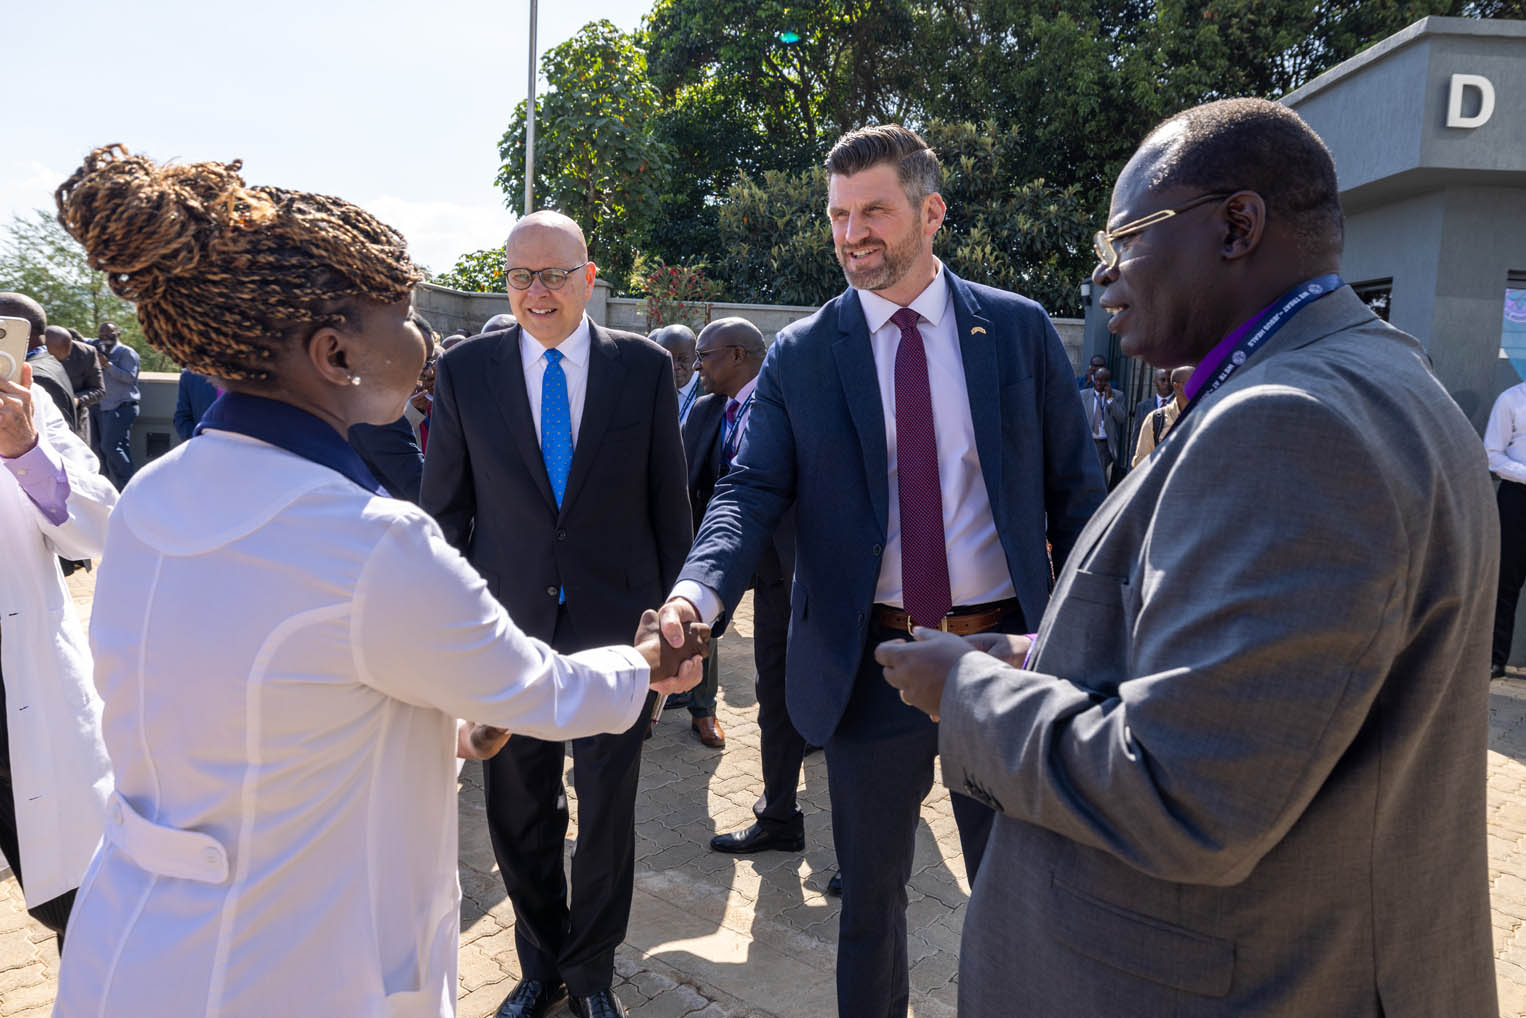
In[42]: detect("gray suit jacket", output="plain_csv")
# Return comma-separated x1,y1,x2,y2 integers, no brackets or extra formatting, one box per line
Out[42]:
940,286,1498,1017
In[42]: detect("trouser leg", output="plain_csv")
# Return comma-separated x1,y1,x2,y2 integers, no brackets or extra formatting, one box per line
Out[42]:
101,402,138,489
1494,481,1526,669
752,570,805,834
484,733,570,984
558,691,656,996
686,636,718,719
823,633,940,1018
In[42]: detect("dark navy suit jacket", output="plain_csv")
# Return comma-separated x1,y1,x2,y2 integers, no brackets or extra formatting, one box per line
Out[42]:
348,415,424,503
421,324,692,648
683,391,795,587
678,270,1105,746
173,370,219,440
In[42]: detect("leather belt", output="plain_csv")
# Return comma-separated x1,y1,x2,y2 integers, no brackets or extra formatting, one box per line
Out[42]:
872,598,1017,636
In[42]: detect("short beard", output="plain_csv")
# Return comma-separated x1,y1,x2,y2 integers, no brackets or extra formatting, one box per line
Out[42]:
836,226,921,292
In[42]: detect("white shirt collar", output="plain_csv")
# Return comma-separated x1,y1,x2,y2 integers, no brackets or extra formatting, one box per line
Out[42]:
856,262,950,335
678,374,699,400
520,315,592,372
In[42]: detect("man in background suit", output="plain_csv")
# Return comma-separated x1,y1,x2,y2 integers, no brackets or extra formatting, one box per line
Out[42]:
421,211,691,1018
44,327,103,444
650,324,701,427
1084,366,1128,487
173,370,219,441
878,98,1498,1018
683,317,812,845
658,125,1104,1018
1129,367,1172,462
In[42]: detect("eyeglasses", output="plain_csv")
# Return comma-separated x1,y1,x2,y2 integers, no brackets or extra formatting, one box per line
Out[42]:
1092,192,1236,271
693,345,740,364
505,262,590,291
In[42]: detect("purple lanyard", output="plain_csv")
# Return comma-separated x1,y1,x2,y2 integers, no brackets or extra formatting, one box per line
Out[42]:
1180,274,1342,421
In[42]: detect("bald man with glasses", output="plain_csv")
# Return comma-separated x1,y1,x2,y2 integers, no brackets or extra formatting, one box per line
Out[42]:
421,212,691,1018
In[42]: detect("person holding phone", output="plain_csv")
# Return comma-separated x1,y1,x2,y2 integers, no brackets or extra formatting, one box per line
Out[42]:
48,146,704,1018
0,293,117,953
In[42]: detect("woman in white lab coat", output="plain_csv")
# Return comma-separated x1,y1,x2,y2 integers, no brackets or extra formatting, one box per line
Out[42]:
49,147,701,1018
0,328,117,940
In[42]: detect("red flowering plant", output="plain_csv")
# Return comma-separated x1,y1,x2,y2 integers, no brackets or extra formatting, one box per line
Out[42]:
639,257,720,330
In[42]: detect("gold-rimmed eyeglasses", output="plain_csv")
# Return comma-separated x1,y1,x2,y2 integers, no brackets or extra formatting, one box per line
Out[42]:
505,262,591,291
1092,192,1236,271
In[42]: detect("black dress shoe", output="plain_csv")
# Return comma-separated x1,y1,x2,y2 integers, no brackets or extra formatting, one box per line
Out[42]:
495,978,566,1018
826,870,842,896
710,822,805,854
1493,663,1509,679
569,987,629,1018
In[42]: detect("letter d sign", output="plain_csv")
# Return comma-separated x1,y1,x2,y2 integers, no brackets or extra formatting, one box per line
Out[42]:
1446,73,1495,129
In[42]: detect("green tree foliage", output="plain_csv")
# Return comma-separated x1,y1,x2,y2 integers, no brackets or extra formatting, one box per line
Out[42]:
715,168,841,307
0,210,175,371
496,20,670,289
641,0,933,269
646,0,1506,308
432,248,506,293
715,125,1094,314
927,122,1093,316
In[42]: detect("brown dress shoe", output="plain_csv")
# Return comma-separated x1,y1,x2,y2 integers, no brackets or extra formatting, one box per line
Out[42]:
691,716,725,748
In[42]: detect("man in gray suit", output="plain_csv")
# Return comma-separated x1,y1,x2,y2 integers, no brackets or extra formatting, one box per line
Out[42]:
1083,366,1128,487
877,98,1498,1017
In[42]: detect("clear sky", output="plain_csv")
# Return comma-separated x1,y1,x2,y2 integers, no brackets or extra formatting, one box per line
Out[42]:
7,0,648,273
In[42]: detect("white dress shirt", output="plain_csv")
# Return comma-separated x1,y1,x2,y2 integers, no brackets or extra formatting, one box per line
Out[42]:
677,374,701,425
1486,380,1526,485
1088,389,1111,439
520,316,593,447
674,264,1014,621
54,431,649,1018
722,375,759,454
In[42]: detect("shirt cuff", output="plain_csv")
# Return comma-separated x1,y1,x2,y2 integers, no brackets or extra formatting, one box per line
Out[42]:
566,644,652,725
669,580,724,626
4,439,70,525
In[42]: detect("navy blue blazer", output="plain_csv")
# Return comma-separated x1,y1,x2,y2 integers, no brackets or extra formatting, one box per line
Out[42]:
348,415,424,503
173,370,219,440
678,270,1106,746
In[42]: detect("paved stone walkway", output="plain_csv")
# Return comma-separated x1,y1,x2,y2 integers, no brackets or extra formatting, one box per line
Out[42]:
1,571,1524,1016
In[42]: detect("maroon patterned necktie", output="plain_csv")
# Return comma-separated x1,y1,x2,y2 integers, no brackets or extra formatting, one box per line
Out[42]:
891,307,952,628
722,398,741,463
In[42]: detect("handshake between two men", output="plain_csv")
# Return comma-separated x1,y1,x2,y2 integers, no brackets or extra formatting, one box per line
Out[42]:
654,597,1030,724
459,609,713,760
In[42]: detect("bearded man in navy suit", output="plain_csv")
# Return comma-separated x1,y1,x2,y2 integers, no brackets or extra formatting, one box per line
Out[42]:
656,125,1105,1018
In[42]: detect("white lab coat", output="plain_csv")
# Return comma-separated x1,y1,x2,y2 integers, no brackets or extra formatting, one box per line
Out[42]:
0,383,115,906
54,429,650,1018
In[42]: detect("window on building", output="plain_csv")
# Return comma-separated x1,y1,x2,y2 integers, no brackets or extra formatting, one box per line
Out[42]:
1352,279,1392,322
1503,272,1526,384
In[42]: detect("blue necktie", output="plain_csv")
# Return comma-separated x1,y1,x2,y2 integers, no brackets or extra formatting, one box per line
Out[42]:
541,349,572,605
540,348,573,508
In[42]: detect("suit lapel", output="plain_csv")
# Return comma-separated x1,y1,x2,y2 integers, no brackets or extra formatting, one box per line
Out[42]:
494,326,558,514
560,324,622,516
947,271,1003,507
832,290,890,538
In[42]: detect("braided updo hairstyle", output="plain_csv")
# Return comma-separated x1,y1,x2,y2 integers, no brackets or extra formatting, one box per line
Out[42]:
55,145,422,383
